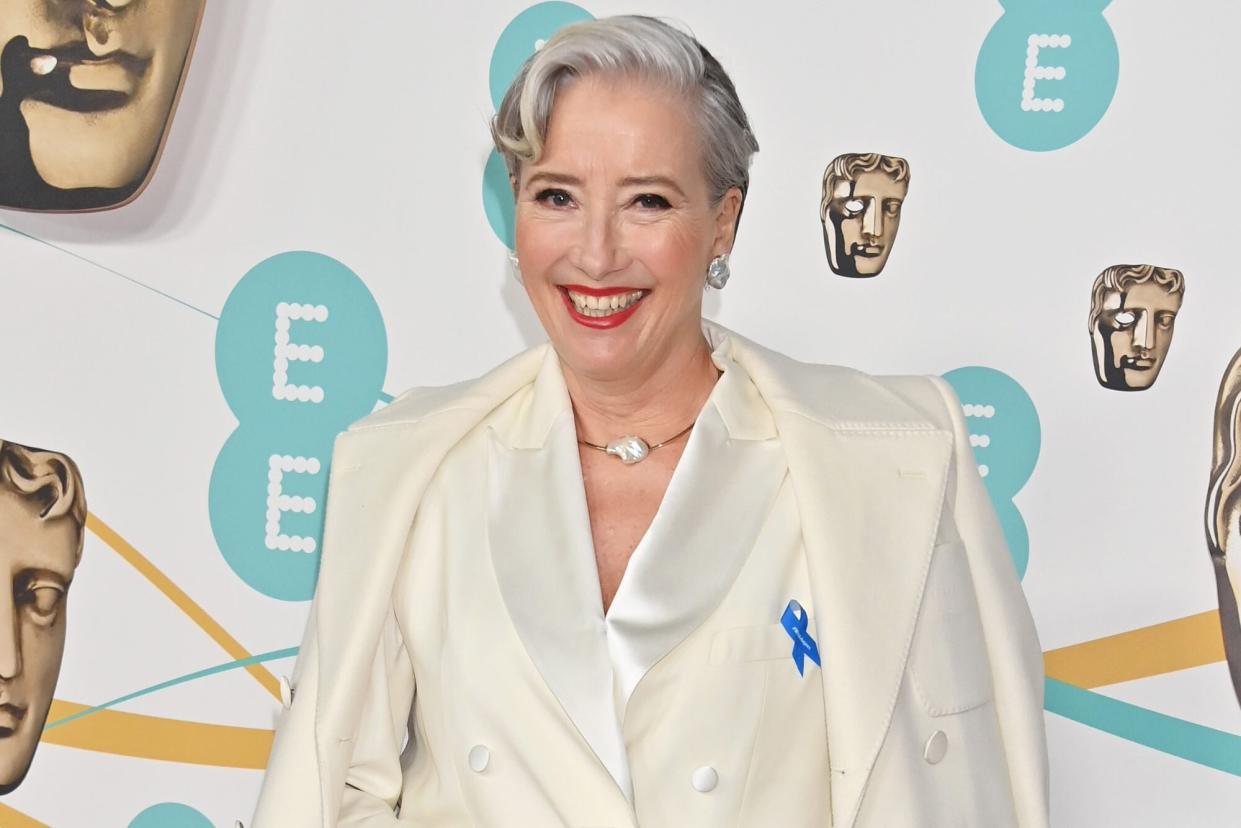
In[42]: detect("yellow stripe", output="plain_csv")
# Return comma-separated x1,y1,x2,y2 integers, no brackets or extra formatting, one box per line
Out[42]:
86,513,281,702
1044,610,1226,688
42,700,273,769
0,803,50,828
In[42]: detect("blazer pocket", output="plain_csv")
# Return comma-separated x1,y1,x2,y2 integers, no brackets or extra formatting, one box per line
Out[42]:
908,540,995,716
709,620,808,665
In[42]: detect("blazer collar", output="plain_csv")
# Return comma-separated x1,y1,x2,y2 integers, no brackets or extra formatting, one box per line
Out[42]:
494,320,778,452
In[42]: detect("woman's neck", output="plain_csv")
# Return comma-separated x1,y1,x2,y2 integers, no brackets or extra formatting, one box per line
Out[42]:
562,331,721,445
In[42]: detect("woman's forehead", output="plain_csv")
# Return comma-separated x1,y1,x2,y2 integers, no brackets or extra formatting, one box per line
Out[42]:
537,76,700,173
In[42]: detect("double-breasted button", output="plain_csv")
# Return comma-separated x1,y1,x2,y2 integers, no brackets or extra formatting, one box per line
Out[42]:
691,766,718,792
923,730,948,764
278,675,293,708
468,744,491,772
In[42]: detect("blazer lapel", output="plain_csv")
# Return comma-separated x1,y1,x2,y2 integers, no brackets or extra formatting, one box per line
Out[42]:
310,344,551,825
605,347,787,718
720,323,953,828
485,347,634,801
777,415,951,827
487,412,634,802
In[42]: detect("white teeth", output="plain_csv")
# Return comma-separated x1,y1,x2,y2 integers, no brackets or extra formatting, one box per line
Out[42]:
566,289,645,317
30,55,57,76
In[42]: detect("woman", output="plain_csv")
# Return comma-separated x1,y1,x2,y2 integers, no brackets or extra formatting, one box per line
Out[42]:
251,15,1048,828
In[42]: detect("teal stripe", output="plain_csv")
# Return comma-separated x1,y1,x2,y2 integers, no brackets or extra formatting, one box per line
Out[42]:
44,647,300,731
1045,677,1241,776
39,647,1241,775
1,223,220,322
377,390,395,404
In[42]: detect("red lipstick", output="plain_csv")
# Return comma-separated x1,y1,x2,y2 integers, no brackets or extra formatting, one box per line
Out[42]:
558,285,648,330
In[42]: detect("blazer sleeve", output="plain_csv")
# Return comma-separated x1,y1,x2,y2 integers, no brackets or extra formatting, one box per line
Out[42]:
338,603,417,825
927,375,1051,827
251,588,327,828
251,591,417,827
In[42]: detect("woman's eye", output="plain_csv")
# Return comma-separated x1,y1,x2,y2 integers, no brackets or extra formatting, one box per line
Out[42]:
1112,311,1136,328
1157,313,1175,328
634,193,670,210
842,199,864,216
535,189,573,208
885,201,901,216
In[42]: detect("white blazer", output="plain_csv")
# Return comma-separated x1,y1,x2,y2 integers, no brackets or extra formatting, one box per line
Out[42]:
250,319,1050,827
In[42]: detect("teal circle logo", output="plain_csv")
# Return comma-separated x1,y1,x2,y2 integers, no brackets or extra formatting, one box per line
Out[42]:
488,2,594,110
128,803,213,828
483,149,516,248
975,0,1119,151
942,367,1040,578
484,2,594,246
210,251,388,601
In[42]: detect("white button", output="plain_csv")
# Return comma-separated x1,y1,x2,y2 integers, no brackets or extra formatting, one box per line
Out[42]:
468,744,490,772
691,765,718,792
278,675,293,708
924,730,948,764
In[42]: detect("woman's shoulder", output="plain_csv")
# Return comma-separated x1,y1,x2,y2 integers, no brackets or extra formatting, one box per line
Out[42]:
339,341,553,437
720,325,956,434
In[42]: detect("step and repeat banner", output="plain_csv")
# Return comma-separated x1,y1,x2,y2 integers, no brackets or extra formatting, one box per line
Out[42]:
0,1,1238,825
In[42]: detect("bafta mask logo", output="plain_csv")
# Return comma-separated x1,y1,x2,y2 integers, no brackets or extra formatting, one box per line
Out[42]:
819,152,910,278
0,0,206,212
1205,350,1241,707
0,440,85,793
1087,264,1184,391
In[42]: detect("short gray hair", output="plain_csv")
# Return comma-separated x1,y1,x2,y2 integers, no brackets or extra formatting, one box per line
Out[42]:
490,15,759,211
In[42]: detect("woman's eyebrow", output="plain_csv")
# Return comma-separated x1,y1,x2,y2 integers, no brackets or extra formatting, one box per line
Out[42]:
524,172,686,199
618,175,685,198
525,172,581,189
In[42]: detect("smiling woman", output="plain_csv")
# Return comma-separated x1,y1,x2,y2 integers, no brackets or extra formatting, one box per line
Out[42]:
0,0,205,211
251,14,1049,828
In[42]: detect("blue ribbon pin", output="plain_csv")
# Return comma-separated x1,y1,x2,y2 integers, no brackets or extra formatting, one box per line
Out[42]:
780,599,821,676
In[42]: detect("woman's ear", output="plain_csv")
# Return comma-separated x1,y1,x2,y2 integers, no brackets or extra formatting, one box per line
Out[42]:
713,186,744,255
509,174,519,197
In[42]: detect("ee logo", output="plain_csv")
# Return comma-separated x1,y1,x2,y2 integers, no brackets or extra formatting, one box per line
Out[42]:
483,2,594,247
209,252,387,601
942,367,1040,579
975,0,1119,151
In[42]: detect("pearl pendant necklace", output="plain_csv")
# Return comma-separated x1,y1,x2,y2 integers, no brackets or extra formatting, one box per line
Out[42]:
578,421,695,465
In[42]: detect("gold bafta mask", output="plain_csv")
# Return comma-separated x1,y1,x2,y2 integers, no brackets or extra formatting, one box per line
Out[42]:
1205,350,1241,707
0,0,206,211
1087,264,1184,391
819,152,910,278
0,440,85,794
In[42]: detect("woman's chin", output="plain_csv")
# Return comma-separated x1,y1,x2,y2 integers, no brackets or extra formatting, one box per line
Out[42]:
553,328,643,378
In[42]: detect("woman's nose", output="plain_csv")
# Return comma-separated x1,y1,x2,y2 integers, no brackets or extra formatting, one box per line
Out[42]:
572,211,624,281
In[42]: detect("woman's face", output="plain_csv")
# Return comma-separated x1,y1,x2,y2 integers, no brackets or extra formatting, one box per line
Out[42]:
513,74,741,383
0,0,203,192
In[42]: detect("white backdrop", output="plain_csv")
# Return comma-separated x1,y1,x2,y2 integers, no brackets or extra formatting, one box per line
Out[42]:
1,1,1238,825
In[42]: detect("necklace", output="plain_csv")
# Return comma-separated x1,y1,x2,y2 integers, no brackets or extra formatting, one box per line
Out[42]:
577,420,695,465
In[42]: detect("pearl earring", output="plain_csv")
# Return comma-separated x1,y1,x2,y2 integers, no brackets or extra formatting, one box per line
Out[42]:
705,253,730,289
507,249,523,284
